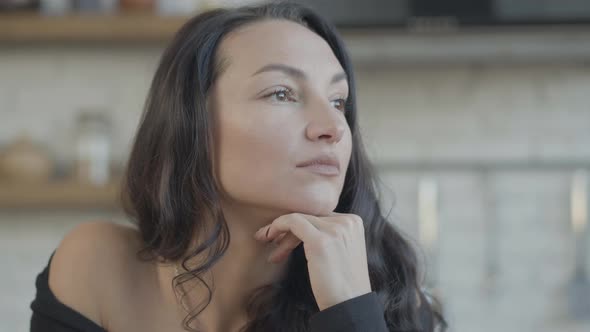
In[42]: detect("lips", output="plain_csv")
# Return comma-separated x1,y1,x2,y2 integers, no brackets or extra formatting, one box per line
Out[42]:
296,154,340,176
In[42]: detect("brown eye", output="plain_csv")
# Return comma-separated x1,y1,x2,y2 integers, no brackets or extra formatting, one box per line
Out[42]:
331,98,347,112
266,88,296,103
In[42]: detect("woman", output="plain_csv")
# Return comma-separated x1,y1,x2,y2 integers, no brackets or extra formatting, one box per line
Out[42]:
30,1,447,331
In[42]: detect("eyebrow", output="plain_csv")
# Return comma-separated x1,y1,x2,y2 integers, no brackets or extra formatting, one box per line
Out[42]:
252,63,347,85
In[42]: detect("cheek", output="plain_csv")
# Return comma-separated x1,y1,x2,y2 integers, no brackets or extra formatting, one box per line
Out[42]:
343,129,353,164
214,106,353,214
215,112,296,201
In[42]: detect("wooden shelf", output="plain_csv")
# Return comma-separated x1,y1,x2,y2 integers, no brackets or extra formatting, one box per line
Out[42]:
343,24,590,65
3,13,590,63
0,13,191,43
0,179,122,210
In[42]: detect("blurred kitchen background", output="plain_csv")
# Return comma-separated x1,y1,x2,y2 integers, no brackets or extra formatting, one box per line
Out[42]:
1,0,590,331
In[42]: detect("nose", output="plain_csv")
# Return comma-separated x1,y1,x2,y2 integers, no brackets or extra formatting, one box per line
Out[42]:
304,101,346,144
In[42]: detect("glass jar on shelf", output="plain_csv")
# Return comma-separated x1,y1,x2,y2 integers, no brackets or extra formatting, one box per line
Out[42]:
74,108,112,186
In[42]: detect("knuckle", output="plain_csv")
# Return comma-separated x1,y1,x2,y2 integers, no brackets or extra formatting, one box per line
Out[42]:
351,214,362,224
342,216,357,230
350,215,364,228
273,214,287,225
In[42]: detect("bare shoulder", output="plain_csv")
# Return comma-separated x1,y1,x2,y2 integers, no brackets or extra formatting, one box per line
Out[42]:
48,220,143,327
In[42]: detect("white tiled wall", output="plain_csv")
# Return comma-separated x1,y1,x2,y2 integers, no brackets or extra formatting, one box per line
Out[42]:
1,42,590,331
0,212,128,332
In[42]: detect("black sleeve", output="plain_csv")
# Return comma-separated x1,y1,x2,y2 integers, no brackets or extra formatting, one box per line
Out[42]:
30,310,84,332
309,292,388,332
29,251,107,332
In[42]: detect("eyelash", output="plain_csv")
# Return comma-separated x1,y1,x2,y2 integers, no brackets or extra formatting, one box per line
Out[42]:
263,87,348,113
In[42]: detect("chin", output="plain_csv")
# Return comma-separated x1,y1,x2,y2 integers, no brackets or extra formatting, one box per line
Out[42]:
289,195,339,217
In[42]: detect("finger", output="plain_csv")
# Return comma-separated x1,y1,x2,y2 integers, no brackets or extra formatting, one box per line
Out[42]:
300,213,361,232
268,233,302,263
300,213,353,235
327,211,346,216
261,213,322,243
299,214,332,232
272,232,288,244
318,213,364,230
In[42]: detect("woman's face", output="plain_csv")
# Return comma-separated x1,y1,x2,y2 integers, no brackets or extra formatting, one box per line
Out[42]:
211,19,352,217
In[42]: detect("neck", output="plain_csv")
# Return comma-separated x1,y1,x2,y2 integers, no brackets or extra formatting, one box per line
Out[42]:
160,199,292,332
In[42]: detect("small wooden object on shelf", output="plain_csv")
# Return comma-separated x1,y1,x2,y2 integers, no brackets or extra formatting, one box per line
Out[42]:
0,178,122,210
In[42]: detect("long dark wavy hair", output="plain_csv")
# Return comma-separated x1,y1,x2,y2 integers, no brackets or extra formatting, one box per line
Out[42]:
121,1,447,331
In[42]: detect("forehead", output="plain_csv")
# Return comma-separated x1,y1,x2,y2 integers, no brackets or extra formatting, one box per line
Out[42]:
216,19,345,80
